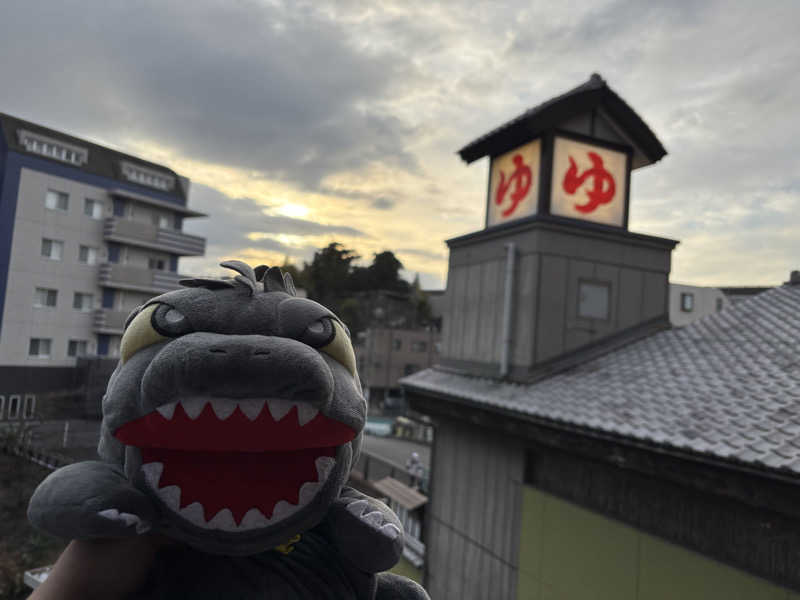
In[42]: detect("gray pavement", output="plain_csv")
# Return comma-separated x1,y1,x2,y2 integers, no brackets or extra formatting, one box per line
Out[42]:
362,434,430,469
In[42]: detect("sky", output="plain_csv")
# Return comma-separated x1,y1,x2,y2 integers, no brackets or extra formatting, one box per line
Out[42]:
1,0,798,289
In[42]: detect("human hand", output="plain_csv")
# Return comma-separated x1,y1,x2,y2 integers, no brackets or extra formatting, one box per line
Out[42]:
28,534,175,600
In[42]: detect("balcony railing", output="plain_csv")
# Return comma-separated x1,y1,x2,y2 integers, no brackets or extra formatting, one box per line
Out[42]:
98,263,185,294
93,308,130,334
103,217,205,256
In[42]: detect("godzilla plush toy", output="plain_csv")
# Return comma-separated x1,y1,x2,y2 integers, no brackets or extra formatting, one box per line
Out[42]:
29,261,430,599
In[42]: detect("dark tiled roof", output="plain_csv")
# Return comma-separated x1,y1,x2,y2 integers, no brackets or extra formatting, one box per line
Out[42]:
457,73,666,166
402,285,800,475
0,112,186,202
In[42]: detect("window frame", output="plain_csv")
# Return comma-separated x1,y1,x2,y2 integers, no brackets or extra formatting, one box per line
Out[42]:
73,292,95,312
29,338,52,358
34,287,58,308
23,395,36,420
78,245,98,265
41,238,64,260
67,339,88,357
8,395,20,419
680,292,695,312
577,279,612,321
84,198,104,220
45,189,69,212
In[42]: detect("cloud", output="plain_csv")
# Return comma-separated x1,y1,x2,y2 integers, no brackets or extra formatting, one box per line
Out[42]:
371,198,395,210
0,0,421,190
1,0,798,289
180,183,366,274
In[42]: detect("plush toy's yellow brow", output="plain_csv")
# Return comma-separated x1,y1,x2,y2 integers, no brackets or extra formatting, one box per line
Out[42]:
120,304,168,364
320,320,357,376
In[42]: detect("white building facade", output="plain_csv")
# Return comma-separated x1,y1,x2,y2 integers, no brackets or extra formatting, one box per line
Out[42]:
0,113,206,369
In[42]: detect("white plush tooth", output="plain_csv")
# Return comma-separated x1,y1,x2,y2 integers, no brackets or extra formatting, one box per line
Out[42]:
97,508,120,520
210,399,236,420
238,399,266,421
362,510,384,527
239,508,269,530
271,500,296,521
157,485,181,511
179,502,207,527
207,508,238,531
297,404,319,426
141,462,164,489
315,456,335,482
118,512,141,528
181,398,207,420
298,481,320,505
267,398,293,421
155,402,177,420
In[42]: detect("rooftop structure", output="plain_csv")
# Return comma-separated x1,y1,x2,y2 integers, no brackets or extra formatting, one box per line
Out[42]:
402,75,800,598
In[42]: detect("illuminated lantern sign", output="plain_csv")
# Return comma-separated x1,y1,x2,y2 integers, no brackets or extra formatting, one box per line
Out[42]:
550,136,628,227
487,139,541,227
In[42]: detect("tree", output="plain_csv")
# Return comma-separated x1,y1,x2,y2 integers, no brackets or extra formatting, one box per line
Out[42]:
304,243,360,308
366,251,408,293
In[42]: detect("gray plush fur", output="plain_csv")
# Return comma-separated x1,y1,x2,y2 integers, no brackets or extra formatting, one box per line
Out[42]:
28,262,429,600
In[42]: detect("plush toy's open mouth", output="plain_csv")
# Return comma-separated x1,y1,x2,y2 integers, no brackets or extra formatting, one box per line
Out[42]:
114,398,356,532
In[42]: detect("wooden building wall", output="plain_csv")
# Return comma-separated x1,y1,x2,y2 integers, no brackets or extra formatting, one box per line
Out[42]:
425,420,524,599
440,220,674,379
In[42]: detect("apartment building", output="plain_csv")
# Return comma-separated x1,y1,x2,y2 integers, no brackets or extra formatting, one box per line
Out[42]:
0,112,206,374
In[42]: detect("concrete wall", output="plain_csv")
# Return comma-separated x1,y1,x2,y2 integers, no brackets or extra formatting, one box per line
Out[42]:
425,420,524,599
0,168,110,365
669,283,728,327
517,486,799,600
441,220,674,377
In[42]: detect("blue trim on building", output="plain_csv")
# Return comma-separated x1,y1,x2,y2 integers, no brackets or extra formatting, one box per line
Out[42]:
102,289,115,309
0,151,21,342
11,152,187,207
107,242,120,263
97,334,110,356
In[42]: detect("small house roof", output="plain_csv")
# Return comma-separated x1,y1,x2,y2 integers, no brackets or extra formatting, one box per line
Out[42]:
403,284,800,476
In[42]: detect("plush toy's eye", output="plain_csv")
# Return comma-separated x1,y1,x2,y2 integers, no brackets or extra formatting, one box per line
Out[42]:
151,304,193,337
299,318,336,348
120,303,191,364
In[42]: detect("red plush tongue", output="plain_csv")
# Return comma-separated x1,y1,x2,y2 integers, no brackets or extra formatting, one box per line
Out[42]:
141,446,334,524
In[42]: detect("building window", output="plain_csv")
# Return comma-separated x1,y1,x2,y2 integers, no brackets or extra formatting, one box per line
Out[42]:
681,292,694,312
403,364,420,376
411,341,428,353
73,292,94,312
84,198,104,219
18,129,88,165
120,161,175,191
29,338,52,358
8,395,20,419
45,190,69,211
151,213,172,229
578,281,610,320
392,338,402,351
148,258,166,271
79,245,98,265
23,395,36,420
41,238,64,260
68,339,88,357
34,287,58,308
716,297,723,312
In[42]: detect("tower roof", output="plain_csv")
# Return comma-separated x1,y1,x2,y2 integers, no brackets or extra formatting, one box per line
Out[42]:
458,74,666,169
